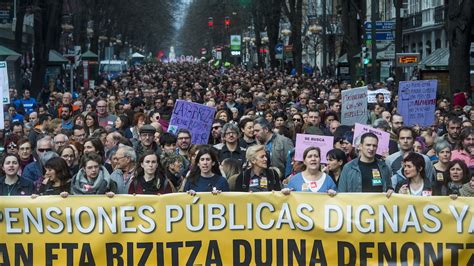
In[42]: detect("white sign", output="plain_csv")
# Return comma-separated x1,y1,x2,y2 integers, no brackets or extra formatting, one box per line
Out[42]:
367,88,391,103
0,61,10,104
341,86,368,126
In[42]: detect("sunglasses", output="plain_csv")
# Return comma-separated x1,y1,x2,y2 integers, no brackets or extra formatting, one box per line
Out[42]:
293,118,301,122
38,148,52,152
7,143,17,148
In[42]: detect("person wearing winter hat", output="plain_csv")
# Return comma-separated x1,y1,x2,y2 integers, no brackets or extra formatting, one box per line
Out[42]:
134,124,160,159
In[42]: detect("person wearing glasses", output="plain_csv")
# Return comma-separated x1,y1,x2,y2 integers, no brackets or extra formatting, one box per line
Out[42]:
215,123,247,166
96,99,116,131
106,144,137,194
134,124,161,159
5,137,18,156
209,119,225,145
58,145,80,177
22,136,55,182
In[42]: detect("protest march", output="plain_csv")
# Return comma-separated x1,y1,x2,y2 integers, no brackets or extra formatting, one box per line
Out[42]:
0,62,473,264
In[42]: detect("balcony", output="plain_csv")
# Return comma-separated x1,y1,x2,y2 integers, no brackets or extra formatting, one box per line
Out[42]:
434,6,446,24
403,12,422,30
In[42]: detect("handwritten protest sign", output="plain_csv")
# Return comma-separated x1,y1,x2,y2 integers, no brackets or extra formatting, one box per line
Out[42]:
341,86,368,126
0,61,9,104
367,88,391,103
168,100,216,144
353,123,390,155
397,80,437,127
295,134,334,163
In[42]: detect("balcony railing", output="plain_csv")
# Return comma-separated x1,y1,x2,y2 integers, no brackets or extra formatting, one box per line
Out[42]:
434,6,445,24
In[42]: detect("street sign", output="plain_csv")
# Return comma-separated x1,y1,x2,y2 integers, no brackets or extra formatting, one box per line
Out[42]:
364,21,395,31
366,32,395,41
396,53,420,67
230,35,241,57
275,43,284,60
275,43,284,54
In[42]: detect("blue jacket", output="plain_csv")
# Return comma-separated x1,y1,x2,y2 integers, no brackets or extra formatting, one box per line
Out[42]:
22,161,43,182
338,157,392,193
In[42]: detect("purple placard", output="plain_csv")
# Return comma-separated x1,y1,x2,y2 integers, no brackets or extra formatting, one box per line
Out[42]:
397,80,437,127
353,123,390,155
295,134,334,163
168,100,216,144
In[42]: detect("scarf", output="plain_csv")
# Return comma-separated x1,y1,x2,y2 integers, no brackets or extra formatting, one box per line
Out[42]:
71,167,110,195
459,183,474,197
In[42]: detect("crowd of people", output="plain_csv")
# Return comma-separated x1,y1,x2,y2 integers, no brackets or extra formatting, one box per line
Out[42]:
1,62,473,198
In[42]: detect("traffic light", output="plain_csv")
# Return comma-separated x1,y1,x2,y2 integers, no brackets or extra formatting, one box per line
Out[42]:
208,17,213,29
224,16,230,30
362,46,370,65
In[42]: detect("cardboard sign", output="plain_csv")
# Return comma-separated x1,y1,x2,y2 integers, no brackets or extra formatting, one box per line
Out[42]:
295,134,334,163
168,100,216,144
367,88,391,103
397,80,437,127
353,123,390,155
341,86,368,126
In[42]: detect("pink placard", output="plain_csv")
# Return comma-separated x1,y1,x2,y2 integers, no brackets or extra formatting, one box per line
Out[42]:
295,134,334,163
353,123,390,155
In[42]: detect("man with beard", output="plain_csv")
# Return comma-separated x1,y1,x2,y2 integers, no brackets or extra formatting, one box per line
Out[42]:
175,129,192,175
60,104,73,130
215,123,247,165
451,127,474,168
253,118,293,178
389,114,404,140
438,116,462,148
209,119,225,145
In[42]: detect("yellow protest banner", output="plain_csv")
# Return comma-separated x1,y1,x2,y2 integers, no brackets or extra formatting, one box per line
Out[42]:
0,193,473,265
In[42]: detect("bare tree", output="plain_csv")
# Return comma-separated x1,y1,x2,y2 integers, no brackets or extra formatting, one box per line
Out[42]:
283,0,303,75
340,0,365,83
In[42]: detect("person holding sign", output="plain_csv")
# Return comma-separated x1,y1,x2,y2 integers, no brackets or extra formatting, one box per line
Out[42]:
286,147,337,194
338,133,394,196
234,145,281,192
184,146,229,194
395,153,433,196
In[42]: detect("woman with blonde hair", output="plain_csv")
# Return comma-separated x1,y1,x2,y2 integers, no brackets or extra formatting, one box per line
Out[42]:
234,145,281,192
